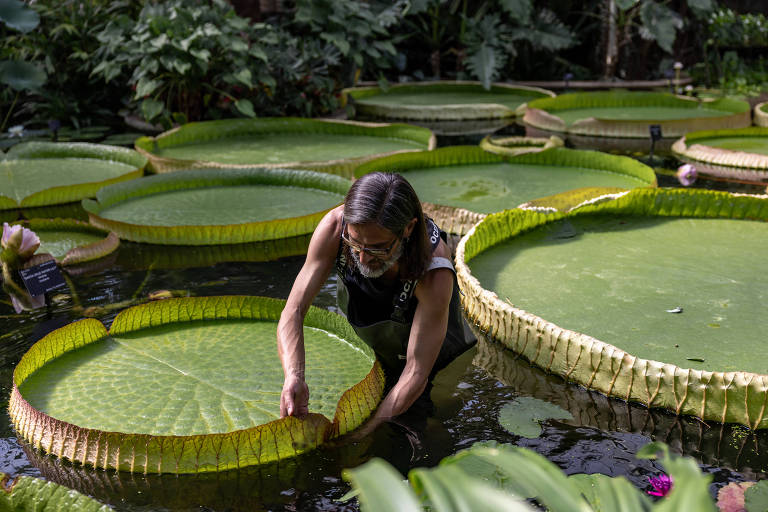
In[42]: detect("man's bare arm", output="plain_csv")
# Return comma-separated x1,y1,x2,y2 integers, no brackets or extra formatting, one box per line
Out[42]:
356,265,453,434
277,206,343,417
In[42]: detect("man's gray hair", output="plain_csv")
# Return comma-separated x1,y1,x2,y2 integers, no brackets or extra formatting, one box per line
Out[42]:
343,172,431,279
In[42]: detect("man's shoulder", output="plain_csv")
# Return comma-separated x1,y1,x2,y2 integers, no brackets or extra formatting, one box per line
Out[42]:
318,205,344,232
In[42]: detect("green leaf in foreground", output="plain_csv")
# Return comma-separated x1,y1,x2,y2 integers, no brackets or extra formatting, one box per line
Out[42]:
344,441,719,512
343,459,422,512
568,473,650,512
498,396,573,438
0,472,111,511
745,480,768,512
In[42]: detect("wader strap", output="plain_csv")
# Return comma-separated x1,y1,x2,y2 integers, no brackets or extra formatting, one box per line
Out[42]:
391,278,417,324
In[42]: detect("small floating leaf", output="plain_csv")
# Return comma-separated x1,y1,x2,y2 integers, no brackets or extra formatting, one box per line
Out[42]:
498,396,573,438
666,306,683,313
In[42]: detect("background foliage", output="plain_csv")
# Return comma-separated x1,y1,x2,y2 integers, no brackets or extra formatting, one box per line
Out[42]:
1,0,765,138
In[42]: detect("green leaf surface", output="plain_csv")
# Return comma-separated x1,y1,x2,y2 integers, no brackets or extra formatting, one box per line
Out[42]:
14,218,113,264
511,9,576,52
447,446,592,512
115,234,312,270
498,397,573,438
84,167,349,244
0,472,111,511
135,77,162,98
20,320,369,433
96,185,340,225
134,118,434,176
410,464,535,512
569,474,651,512
233,69,253,88
0,0,39,32
343,459,423,512
0,142,146,208
687,0,715,14
466,43,498,91
468,211,768,374
639,1,682,53
0,59,46,91
234,98,256,118
345,81,554,121
359,146,655,215
652,451,716,512
745,481,768,512
499,0,532,23
141,98,164,122
458,187,768,428
525,92,750,137
153,133,424,165
11,296,384,472
616,0,640,10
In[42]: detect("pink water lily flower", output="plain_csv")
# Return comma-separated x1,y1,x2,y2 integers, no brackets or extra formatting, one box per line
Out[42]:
648,474,673,497
676,163,697,186
1,222,40,260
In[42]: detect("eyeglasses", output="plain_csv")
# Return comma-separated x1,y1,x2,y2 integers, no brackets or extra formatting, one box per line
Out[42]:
342,227,399,258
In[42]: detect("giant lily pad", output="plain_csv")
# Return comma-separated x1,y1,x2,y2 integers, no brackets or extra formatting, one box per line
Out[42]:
83,168,350,245
457,187,768,428
754,102,768,127
0,472,110,511
480,135,564,156
134,117,435,177
116,234,312,270
9,296,385,473
672,127,768,183
355,146,656,234
14,218,119,266
473,334,768,476
522,91,751,139
343,80,555,121
0,142,147,221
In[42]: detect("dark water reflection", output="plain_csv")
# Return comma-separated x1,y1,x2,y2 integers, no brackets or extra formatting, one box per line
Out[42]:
1,126,768,510
0,252,763,511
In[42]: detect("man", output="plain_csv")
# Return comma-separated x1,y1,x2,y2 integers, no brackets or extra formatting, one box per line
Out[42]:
277,172,475,434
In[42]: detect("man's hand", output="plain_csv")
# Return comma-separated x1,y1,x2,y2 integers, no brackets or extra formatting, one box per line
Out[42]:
280,375,309,418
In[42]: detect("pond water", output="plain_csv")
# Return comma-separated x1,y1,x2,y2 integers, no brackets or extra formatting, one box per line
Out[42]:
2,123,768,511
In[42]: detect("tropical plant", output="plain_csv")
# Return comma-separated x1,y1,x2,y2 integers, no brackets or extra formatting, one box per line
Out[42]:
707,8,768,49
92,0,284,126
290,0,406,85
343,441,718,511
600,0,716,79
1,1,140,132
397,0,577,89
460,1,577,89
0,0,45,132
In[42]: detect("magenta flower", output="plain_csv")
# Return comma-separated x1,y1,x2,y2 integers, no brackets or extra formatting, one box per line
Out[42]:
676,163,697,186
647,474,673,497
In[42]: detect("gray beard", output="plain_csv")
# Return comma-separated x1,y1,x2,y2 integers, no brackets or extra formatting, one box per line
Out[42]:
353,241,403,279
